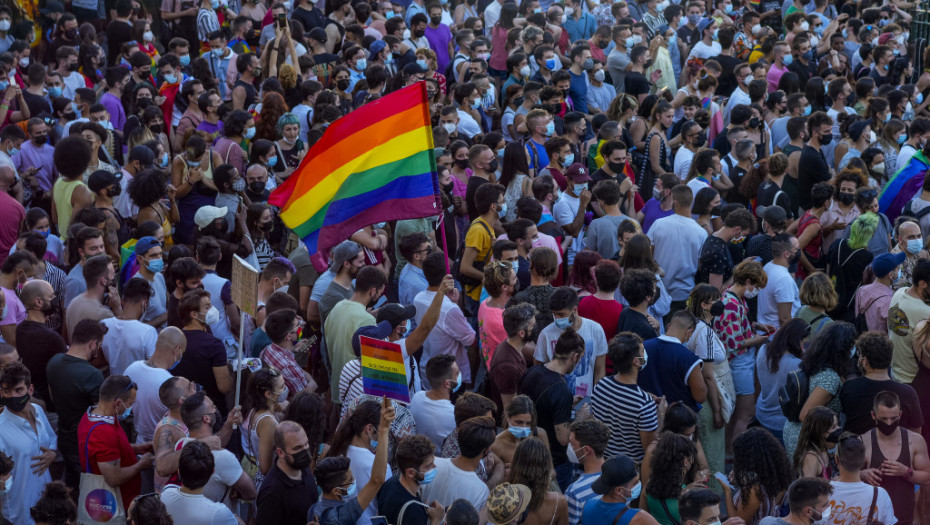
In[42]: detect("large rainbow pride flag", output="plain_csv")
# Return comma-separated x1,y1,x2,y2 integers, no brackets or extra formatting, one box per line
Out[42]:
269,82,440,256
878,150,930,222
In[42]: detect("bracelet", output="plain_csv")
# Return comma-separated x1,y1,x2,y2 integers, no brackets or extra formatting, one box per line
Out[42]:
906,467,913,481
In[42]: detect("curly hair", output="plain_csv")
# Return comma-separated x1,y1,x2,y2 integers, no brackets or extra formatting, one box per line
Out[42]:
800,321,856,377
284,392,329,465
732,427,792,499
792,406,837,476
567,250,601,295
646,432,697,500
327,399,380,458
30,481,77,525
508,437,553,511
483,260,516,298
254,91,289,142
128,168,169,208
732,260,768,288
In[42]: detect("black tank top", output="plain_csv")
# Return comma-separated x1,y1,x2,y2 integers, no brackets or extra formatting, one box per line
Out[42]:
235,80,258,109
870,427,913,524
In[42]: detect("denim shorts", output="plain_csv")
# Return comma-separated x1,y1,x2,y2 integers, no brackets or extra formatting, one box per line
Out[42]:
729,349,756,396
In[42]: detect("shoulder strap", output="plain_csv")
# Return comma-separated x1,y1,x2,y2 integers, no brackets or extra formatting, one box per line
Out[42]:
866,486,878,525
610,507,632,525
659,499,683,525
398,499,428,525
83,421,109,473
809,313,828,325
471,219,494,263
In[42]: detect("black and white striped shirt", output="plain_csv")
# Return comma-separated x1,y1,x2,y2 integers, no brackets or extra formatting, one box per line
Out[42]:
591,375,658,461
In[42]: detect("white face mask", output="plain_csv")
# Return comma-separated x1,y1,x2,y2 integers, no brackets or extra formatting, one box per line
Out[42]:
744,286,759,299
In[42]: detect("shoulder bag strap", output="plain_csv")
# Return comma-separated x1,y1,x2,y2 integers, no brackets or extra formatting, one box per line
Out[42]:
611,507,632,525
659,499,683,525
83,421,108,473
398,499,429,525
866,486,878,525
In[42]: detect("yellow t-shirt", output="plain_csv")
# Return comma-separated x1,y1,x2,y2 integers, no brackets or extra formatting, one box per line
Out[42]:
464,218,493,301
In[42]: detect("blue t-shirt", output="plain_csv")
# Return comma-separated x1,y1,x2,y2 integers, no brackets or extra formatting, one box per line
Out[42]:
569,70,589,114
527,140,550,172
581,498,638,525
638,336,703,412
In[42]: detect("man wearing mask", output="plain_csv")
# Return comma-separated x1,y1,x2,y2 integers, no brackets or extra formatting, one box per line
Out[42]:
132,235,168,328
55,46,84,100
207,30,238,101
580,455,652,525
554,163,593,266
624,45,658,104
532,44,561,86
65,254,121,341
586,60,615,115
255,421,320,525
16,280,66,411
0,363,57,525
46,320,107,494
797,111,834,210
404,13,430,51
196,236,241,360
567,45,592,114
63,227,106,307
376,434,446,525
14,118,55,212
245,164,270,203
636,172,678,234
757,233,802,328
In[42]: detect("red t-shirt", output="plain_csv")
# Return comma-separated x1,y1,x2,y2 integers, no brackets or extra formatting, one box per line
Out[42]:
77,412,141,511
578,295,623,373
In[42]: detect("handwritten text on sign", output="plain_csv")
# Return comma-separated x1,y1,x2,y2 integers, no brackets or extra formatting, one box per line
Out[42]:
359,336,410,403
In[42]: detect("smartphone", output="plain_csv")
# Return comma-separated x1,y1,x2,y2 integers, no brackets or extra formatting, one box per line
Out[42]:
371,517,389,525
714,472,735,490
276,13,287,29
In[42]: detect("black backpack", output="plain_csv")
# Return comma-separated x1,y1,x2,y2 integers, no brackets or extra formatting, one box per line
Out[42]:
778,368,810,422
899,200,930,221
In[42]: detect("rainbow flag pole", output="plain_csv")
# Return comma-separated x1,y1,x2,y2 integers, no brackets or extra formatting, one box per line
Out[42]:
270,82,441,261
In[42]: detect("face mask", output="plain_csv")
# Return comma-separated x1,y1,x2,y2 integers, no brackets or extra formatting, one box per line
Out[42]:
566,444,585,464
509,426,532,439
417,59,429,70
342,479,358,498
627,481,642,500
838,192,855,206
582,58,594,71
442,122,457,135
498,201,507,218
118,404,133,421
158,151,170,168
163,73,178,84
545,121,555,136
420,467,437,485
653,186,663,200
907,238,923,254
0,477,12,494
232,178,246,193
248,181,265,195
477,52,491,61
782,53,793,66
243,126,256,140
744,286,759,299
710,300,725,316
147,257,164,273
563,153,575,166
800,21,810,32
336,78,351,91
357,58,368,70
812,505,832,522
802,49,814,61
820,132,833,145
0,393,29,412
449,371,463,393
0,20,9,32
713,29,719,41
203,305,220,325
288,448,312,470
594,69,606,82
688,14,701,25
471,98,481,109
724,3,733,13
0,81,9,92
454,157,468,169
554,316,572,330
520,65,532,77
267,156,278,168
277,385,289,404
874,418,899,436
46,84,63,99
573,183,587,196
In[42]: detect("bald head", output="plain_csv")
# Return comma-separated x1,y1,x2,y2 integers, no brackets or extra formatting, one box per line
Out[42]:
156,326,187,354
19,280,53,312
274,420,306,450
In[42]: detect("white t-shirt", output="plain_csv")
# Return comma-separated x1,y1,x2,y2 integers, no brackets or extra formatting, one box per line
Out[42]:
757,262,800,329
553,192,585,266
124,360,173,443
685,321,727,364
419,457,489,513
101,317,158,376
534,318,608,399
674,147,695,180
176,438,244,510
647,214,708,301
159,486,238,525
687,41,721,61
456,109,482,138
897,143,919,174
347,445,393,525
816,480,897,525
408,391,456,452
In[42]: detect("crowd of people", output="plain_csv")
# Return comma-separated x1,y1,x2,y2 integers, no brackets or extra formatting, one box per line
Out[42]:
2,0,930,523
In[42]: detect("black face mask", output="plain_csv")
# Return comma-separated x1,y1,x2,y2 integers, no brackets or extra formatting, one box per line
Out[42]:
875,418,899,436
287,448,312,470
430,15,441,25
336,79,351,90
513,96,525,107
709,204,724,216
149,123,163,134
598,39,609,49
442,181,454,193
249,181,266,195
64,111,77,120
608,161,625,173
820,132,833,145
486,158,499,172
454,158,469,169
749,117,760,129
694,131,707,147
259,221,274,232
643,59,653,69
413,29,425,38
789,250,802,266
0,393,30,412
826,427,844,443
710,300,725,317
109,184,122,197
838,192,855,206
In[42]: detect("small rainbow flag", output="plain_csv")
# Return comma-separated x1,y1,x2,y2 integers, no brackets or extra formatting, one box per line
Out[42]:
359,336,410,403
269,82,440,256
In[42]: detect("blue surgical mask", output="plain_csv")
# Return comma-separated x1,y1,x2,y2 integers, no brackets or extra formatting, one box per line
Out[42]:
356,58,367,70
508,426,532,439
0,81,9,91
211,0,219,8
48,86,62,98
545,121,555,136
118,404,132,421
420,467,437,485
343,480,358,498
417,59,428,70
471,98,481,109
163,73,178,84
907,238,923,255
554,316,572,330
898,134,908,145
782,54,793,66
147,258,164,273
450,371,463,392
628,481,642,500
498,202,508,218
179,54,190,67
496,147,505,158
159,151,170,168
0,476,11,494
563,153,575,166
803,104,812,116
186,159,200,168
212,48,225,58
545,58,559,70
918,93,925,105
267,156,278,167
244,127,256,139
723,3,733,13
34,229,50,239
573,183,586,195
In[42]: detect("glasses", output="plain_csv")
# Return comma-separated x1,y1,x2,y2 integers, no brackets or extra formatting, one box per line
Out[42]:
860,189,878,200
117,380,137,398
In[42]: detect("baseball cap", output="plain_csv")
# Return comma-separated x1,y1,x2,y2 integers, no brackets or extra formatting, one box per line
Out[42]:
194,205,228,229
591,455,638,495
565,163,592,183
756,204,788,225
128,145,156,167
330,240,362,271
487,483,532,525
40,0,64,14
369,40,387,61
697,18,713,35
879,32,894,45
87,170,121,193
307,27,327,44
351,321,394,357
134,236,162,256
376,303,417,328
848,119,871,142
871,251,906,278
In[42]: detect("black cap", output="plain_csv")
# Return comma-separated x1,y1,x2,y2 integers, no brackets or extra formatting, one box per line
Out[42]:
591,456,638,495
128,145,156,167
376,303,417,328
87,170,122,193
307,27,327,44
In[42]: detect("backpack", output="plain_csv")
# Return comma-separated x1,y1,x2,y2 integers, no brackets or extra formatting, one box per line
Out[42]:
899,200,930,221
854,295,885,335
779,368,810,422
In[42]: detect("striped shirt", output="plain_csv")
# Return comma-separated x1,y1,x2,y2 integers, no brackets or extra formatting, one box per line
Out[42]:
196,8,221,43
590,375,658,461
565,473,599,525
338,359,365,417
44,262,66,333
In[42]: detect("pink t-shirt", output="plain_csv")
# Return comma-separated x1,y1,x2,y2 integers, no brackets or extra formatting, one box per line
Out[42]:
0,286,27,340
478,298,507,369
767,63,789,93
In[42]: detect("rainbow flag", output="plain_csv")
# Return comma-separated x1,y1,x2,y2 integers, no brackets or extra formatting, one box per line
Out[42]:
269,82,440,256
359,336,410,403
878,150,930,222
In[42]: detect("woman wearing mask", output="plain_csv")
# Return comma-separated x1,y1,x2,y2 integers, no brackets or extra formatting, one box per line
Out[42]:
719,428,792,523
214,110,254,177
643,432,701,525
861,147,888,189
246,203,277,271
782,321,855,457
792,406,839,478
240,368,283,489
500,140,532,220
640,101,676,201
796,182,833,279
692,187,722,235
78,44,105,88
826,212,878,320
755,319,809,443
508,437,568,525
684,284,733,477
271,113,307,181
79,121,119,181
617,233,671,328
491,396,550,467
350,222,391,277
18,208,65,263
141,105,169,158
416,48,447,95
875,119,906,181
170,133,223,245
193,90,224,143
132,20,159,63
